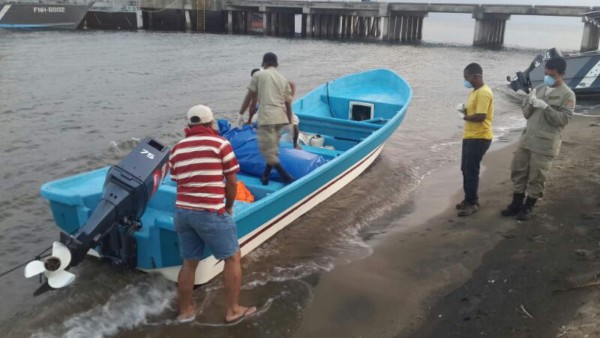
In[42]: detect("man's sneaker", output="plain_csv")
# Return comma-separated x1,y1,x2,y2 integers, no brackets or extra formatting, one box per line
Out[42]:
458,203,479,217
456,200,479,210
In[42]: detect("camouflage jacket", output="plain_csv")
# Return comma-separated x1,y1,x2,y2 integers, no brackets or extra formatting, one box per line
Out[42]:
519,82,575,156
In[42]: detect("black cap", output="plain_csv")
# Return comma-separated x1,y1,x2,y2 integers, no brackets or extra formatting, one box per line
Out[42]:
262,52,278,64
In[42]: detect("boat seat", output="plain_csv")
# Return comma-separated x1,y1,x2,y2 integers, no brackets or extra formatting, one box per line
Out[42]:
298,114,381,141
302,145,344,159
320,92,405,119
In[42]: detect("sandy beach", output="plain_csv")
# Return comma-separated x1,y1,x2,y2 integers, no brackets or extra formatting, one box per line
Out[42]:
293,115,600,338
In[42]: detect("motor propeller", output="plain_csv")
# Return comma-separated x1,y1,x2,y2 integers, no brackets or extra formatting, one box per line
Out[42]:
24,241,76,289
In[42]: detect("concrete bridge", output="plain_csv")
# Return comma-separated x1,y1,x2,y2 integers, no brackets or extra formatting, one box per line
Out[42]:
139,0,600,52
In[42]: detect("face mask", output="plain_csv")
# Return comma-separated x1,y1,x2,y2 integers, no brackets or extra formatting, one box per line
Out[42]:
544,75,556,87
464,80,473,89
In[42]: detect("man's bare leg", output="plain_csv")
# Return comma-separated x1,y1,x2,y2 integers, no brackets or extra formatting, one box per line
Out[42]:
178,259,199,319
223,251,256,322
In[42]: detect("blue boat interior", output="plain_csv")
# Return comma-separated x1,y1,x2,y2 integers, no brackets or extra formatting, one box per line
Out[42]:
294,68,407,151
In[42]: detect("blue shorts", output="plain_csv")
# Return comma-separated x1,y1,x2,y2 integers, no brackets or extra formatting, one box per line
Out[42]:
174,208,240,261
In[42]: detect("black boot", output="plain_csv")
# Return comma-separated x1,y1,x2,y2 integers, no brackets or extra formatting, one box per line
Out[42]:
274,164,294,184
501,193,525,217
516,197,537,221
261,165,272,185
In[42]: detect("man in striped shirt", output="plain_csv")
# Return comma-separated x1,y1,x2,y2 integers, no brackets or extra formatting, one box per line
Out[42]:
169,104,256,323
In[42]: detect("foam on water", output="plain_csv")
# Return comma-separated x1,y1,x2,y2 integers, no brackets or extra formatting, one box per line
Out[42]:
243,262,336,291
574,102,600,117
107,138,141,157
31,277,176,338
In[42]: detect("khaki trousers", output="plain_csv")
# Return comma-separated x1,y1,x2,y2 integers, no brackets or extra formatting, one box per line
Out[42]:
257,124,286,165
511,147,554,199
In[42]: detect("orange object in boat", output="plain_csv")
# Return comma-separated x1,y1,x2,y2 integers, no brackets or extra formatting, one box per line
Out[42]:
236,181,254,203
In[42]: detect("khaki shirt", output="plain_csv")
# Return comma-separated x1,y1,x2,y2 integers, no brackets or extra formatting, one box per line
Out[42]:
519,82,575,156
248,68,292,126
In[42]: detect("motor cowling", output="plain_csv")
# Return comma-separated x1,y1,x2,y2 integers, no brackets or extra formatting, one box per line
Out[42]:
68,137,170,267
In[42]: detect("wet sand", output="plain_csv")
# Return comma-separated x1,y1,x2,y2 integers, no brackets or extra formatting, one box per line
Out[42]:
293,115,600,338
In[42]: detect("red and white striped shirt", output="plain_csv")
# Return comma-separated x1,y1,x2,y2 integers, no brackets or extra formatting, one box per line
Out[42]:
169,125,240,213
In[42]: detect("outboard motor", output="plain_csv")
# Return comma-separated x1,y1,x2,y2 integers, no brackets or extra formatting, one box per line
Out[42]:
24,137,169,293
507,48,562,93
507,70,533,93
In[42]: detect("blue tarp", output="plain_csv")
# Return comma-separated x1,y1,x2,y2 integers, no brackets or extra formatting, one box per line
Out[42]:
218,119,327,181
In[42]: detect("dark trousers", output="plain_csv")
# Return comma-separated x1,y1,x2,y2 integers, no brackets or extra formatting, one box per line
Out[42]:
461,139,491,205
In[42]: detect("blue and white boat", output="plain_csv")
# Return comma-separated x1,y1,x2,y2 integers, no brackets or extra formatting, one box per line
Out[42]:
26,69,412,289
0,1,91,29
508,47,600,99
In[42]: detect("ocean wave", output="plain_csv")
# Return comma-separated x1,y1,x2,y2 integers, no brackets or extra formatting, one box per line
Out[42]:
30,277,176,338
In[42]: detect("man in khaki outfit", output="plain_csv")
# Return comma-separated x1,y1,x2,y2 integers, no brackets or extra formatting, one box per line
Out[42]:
501,57,575,221
238,52,294,185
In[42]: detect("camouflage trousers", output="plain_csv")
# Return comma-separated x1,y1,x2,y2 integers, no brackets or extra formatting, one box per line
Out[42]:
257,124,287,165
510,147,554,199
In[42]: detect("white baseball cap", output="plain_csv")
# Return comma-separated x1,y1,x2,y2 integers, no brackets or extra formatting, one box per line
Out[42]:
186,104,214,125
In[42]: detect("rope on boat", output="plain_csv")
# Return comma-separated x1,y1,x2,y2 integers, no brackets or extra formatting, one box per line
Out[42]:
326,81,335,117
0,245,52,279
0,228,80,279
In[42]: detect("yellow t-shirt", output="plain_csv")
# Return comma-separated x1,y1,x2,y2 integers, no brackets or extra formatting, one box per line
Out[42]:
463,84,494,140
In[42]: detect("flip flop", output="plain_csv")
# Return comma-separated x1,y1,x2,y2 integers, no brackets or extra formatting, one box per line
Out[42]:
224,306,258,325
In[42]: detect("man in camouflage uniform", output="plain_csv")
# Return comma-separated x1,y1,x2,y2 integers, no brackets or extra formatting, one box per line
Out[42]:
501,57,575,221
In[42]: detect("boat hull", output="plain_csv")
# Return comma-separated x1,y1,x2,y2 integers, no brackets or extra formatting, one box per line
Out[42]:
509,48,600,99
530,53,600,98
144,145,384,283
0,3,90,29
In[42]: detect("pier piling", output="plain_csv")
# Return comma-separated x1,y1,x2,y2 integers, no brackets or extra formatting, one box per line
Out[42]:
581,19,600,52
472,12,510,47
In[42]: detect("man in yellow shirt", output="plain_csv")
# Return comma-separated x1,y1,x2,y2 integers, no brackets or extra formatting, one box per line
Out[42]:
455,63,494,216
